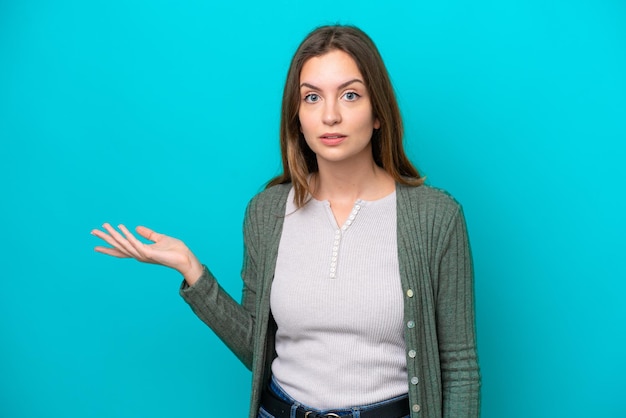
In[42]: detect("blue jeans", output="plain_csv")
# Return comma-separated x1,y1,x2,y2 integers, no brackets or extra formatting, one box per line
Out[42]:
258,376,410,418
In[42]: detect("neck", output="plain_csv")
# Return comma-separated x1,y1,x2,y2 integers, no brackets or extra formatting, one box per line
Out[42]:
312,158,395,203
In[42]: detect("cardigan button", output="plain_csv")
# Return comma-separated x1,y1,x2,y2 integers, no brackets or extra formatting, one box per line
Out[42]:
411,376,419,385
406,289,414,298
407,320,415,329
412,404,421,412
408,349,416,358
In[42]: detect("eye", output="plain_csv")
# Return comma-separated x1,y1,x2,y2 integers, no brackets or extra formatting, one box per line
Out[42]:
304,93,320,103
343,91,361,101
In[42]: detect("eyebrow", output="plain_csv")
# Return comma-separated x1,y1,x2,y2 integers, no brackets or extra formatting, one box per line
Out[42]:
300,78,365,91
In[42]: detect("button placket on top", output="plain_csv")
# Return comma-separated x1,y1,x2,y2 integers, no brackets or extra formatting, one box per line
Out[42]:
329,228,340,279
328,201,363,279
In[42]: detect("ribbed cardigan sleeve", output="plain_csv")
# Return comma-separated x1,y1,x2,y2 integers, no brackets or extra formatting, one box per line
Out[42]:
436,205,481,417
177,197,261,369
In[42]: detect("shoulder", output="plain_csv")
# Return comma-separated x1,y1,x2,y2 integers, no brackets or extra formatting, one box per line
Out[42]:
245,182,292,219
249,182,291,205
397,183,462,215
396,184,469,247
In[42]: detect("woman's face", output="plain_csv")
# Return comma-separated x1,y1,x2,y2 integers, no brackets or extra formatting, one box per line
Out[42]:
298,49,380,168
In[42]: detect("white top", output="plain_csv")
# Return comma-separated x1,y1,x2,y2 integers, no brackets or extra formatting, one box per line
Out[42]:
270,187,408,409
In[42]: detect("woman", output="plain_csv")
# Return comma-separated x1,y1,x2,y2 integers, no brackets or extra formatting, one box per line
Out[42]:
92,25,480,418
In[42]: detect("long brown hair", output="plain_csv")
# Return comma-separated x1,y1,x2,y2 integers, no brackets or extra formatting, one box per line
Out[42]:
267,25,423,207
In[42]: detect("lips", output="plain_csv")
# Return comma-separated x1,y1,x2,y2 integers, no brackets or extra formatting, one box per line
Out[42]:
320,133,347,146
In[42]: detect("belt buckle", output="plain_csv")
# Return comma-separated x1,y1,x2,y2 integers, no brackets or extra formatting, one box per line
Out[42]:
304,413,341,418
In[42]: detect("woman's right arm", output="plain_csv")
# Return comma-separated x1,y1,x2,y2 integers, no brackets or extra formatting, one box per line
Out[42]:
91,217,259,369
178,254,257,369
178,201,262,369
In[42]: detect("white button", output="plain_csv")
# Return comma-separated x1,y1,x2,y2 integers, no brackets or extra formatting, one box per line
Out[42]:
408,350,416,358
407,321,415,329
333,252,338,256
411,376,419,385
406,289,414,298
346,220,352,225
355,204,361,210
349,214,355,220
341,225,348,231
335,229,340,234
412,404,421,412
330,273,336,278
333,241,339,246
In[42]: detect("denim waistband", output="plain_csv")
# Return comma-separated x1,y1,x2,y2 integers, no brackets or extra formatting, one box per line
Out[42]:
268,375,409,417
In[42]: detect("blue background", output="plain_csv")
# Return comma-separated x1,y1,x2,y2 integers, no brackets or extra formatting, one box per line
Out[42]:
1,1,625,417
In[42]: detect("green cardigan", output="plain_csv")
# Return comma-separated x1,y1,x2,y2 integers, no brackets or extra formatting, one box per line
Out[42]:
180,183,480,418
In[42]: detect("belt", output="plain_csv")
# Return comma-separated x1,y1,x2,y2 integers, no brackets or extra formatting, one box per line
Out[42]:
260,389,410,418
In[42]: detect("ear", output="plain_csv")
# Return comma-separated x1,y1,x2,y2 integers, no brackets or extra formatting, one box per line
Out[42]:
374,117,380,130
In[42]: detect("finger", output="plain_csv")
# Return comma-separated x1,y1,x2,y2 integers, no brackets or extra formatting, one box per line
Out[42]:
118,224,151,258
91,227,133,257
94,246,131,258
135,225,163,242
102,223,143,260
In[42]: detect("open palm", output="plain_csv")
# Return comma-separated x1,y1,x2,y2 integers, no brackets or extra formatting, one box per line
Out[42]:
91,223,202,283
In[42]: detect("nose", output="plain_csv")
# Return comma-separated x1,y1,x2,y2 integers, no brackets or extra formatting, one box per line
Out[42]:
322,101,341,126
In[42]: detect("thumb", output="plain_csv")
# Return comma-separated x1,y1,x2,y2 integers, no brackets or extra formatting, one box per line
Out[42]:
136,225,163,242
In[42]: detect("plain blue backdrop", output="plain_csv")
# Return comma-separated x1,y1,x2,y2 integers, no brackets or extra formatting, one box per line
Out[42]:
1,1,625,417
